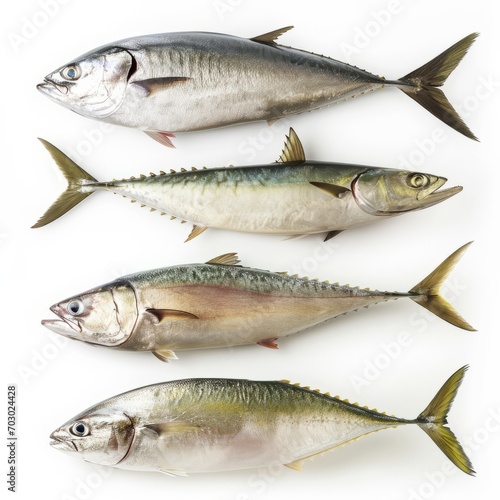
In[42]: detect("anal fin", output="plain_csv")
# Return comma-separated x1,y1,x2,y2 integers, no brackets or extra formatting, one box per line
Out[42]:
324,230,343,241
285,445,339,471
158,468,189,477
284,460,303,471
185,225,207,243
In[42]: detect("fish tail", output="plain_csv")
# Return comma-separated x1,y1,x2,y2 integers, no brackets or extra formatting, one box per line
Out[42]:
32,139,98,228
409,242,475,331
397,33,478,140
416,365,474,475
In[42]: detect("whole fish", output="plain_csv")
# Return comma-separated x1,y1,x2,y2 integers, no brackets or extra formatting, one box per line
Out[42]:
42,244,474,362
32,130,462,242
49,367,474,476
37,28,478,146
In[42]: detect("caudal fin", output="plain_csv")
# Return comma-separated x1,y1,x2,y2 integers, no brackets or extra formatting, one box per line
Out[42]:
409,242,475,331
32,139,97,228
398,33,478,140
416,365,474,475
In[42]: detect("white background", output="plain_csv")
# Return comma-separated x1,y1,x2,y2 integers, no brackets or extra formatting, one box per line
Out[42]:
1,0,499,499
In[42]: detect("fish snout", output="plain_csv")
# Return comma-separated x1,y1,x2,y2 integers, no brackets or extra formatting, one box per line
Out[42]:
50,429,76,452
37,79,69,97
41,311,81,338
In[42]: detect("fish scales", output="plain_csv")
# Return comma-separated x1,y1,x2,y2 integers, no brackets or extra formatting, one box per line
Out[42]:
37,29,478,143
49,369,474,475
69,379,402,473
93,163,373,232
115,34,385,131
33,131,463,238
42,245,474,357
127,262,381,298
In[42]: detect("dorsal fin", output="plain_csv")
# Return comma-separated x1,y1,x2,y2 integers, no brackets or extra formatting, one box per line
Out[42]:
206,253,241,266
251,26,293,46
277,128,306,163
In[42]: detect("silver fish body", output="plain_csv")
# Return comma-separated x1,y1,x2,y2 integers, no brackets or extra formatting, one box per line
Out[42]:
49,369,474,475
37,28,478,144
42,245,474,361
32,130,462,241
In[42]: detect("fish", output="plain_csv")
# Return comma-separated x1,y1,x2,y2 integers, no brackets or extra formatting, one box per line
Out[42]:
41,243,474,362
32,130,462,242
49,366,474,476
37,28,478,147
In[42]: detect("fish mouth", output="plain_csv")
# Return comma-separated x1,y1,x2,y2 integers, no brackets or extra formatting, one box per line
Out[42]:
414,178,463,210
42,306,82,340
37,78,69,97
49,432,77,453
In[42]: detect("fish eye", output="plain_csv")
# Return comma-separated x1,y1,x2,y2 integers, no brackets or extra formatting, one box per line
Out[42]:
61,64,81,81
408,173,429,189
70,422,89,437
67,300,84,316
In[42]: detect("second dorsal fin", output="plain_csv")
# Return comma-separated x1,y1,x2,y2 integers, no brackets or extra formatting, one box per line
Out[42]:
277,128,306,163
251,26,293,46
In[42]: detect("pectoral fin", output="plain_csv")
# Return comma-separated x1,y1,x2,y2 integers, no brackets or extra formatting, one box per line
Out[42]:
310,182,351,199
144,422,200,435
131,77,191,97
146,309,199,323
152,350,178,363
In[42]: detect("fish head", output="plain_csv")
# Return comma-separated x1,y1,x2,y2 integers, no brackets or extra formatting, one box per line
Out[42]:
42,282,137,347
50,410,134,466
37,47,133,119
352,169,462,215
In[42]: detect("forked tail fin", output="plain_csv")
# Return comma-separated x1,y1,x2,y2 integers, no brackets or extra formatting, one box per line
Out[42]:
409,242,475,331
398,33,479,140
32,139,98,228
416,365,474,475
